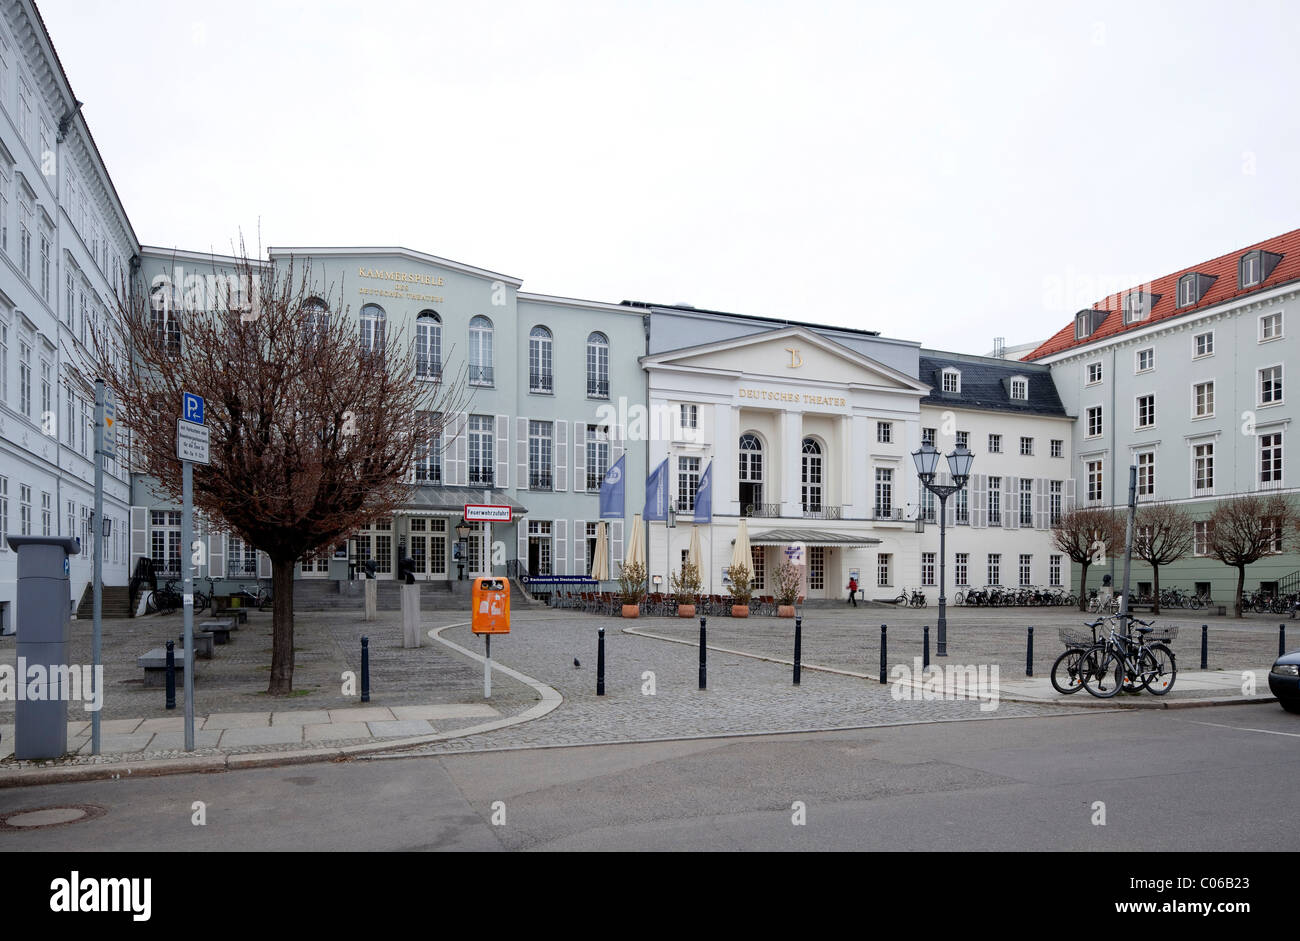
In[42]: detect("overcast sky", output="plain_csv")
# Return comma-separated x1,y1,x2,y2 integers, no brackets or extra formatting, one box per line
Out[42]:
40,0,1300,355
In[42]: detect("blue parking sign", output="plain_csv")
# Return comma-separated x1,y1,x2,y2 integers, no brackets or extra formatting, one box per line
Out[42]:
183,392,204,424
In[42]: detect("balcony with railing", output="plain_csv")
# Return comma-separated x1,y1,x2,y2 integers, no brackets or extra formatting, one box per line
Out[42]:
742,503,782,518
469,364,494,387
414,464,442,485
587,378,609,399
801,505,842,520
873,505,903,521
529,471,553,491
468,467,494,487
587,472,604,491
530,370,553,394
417,361,442,381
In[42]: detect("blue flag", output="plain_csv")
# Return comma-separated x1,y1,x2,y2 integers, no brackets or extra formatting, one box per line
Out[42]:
644,458,669,521
694,460,713,523
599,454,625,520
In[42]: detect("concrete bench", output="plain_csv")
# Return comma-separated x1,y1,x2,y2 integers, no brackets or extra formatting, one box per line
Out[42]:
198,619,235,645
137,647,191,688
178,632,215,660
213,607,247,625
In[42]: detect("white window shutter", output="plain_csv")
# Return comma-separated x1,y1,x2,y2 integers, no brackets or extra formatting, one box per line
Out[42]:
554,519,567,575
1004,477,1015,529
575,519,586,574
611,518,624,567
945,490,955,526
258,550,272,578
555,421,568,492
516,417,529,491
1035,478,1046,530
1065,477,1076,511
610,423,624,465
517,523,528,574
573,421,587,492
209,532,225,578
130,506,148,566
456,411,469,486
973,476,985,529
495,414,509,490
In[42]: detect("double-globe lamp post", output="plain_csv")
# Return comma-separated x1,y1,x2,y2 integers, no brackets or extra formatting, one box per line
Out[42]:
910,443,974,658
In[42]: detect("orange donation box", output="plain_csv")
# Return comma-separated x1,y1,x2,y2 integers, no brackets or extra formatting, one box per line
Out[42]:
471,578,511,634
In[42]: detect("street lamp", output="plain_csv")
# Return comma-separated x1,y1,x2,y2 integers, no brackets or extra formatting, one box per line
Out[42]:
911,443,974,657
455,518,471,581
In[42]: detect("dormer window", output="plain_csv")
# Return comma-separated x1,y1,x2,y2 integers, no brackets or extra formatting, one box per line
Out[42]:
1009,377,1028,400
1074,309,1106,339
1122,291,1159,325
1239,249,1283,289
941,369,960,393
1177,272,1216,308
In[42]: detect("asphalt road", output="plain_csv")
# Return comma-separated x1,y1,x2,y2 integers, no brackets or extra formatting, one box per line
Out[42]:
2,702,1297,852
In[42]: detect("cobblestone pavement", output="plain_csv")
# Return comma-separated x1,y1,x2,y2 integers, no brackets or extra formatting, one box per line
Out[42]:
393,611,1083,756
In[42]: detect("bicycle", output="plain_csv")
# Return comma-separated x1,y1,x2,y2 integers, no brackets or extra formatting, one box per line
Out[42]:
235,581,272,611
1051,618,1107,695
1079,615,1177,698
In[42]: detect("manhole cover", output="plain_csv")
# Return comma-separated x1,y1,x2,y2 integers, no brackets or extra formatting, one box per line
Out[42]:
0,803,106,831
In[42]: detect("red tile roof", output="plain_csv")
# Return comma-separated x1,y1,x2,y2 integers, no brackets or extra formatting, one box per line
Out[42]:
1023,227,1300,361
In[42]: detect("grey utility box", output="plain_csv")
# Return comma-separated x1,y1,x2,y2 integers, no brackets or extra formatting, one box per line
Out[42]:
8,536,81,759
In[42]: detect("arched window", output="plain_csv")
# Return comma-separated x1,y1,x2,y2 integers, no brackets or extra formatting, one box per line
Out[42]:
469,315,493,386
416,310,441,379
301,296,329,337
739,433,764,515
801,438,822,513
529,325,553,393
586,332,609,398
359,303,386,353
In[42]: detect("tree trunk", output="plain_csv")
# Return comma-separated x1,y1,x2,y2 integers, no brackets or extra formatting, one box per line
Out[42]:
1151,563,1161,615
1235,565,1245,619
268,556,297,694
1078,561,1090,611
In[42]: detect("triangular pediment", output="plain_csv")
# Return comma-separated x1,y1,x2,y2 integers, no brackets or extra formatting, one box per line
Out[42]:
643,326,929,393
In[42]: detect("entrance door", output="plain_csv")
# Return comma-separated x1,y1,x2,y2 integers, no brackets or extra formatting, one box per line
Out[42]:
408,518,448,580
528,520,552,575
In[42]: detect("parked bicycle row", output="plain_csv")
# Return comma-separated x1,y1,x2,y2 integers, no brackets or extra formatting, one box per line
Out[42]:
1051,612,1178,698
954,586,1077,607
142,576,272,615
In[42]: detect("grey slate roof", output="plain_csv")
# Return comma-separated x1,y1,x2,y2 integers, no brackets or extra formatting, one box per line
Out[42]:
917,352,1067,416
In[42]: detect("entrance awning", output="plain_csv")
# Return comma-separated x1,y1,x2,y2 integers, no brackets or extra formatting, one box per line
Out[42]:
403,487,529,516
746,529,882,548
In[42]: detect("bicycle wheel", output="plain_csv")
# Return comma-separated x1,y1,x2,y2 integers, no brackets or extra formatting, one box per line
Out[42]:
1051,648,1088,695
194,591,209,614
1080,646,1124,699
1143,644,1176,695
144,590,159,614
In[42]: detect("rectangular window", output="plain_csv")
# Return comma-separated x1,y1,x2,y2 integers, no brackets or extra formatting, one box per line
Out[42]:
1136,394,1155,429
677,456,700,512
0,477,7,549
19,484,30,536
1087,460,1103,502
528,420,553,490
1019,553,1031,587
680,404,698,430
1260,311,1283,341
1260,431,1283,487
1137,452,1155,496
468,415,494,486
227,534,258,579
954,552,969,586
1050,439,1063,458
1020,436,1033,456
955,487,968,525
877,553,891,587
955,430,969,450
41,491,50,536
1194,331,1214,358
876,421,892,444
874,467,893,517
1086,406,1103,438
750,545,765,590
1049,480,1063,525
922,427,936,448
0,322,7,406
808,546,825,590
585,424,610,491
40,358,50,424
1010,378,1027,400
39,230,49,300
1020,479,1033,527
1194,381,1214,418
921,487,935,524
1193,442,1214,494
1135,348,1154,373
1259,365,1283,405
942,371,959,393
1049,554,1062,587
988,476,1001,525
921,552,935,586
1193,521,1211,557
1087,362,1102,385
415,412,441,484
18,336,30,417
987,553,1001,586
151,510,182,576
988,433,1002,454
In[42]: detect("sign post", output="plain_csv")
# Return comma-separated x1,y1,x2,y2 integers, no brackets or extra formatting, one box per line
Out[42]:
177,393,209,751
91,380,114,755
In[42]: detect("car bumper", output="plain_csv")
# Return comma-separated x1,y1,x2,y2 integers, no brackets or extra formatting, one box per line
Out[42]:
1268,672,1300,701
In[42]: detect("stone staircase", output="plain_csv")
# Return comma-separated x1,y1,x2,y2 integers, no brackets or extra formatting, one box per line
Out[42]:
75,584,132,619
292,578,476,612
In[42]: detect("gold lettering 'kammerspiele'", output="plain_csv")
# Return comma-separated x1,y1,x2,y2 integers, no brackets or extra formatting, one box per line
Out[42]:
358,267,446,287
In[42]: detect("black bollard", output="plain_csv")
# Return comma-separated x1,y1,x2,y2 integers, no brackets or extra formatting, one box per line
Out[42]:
793,616,802,686
1026,626,1034,677
361,635,370,703
923,626,929,670
1200,624,1208,671
1281,624,1286,658
597,627,606,697
165,640,176,710
699,617,707,690
879,624,887,684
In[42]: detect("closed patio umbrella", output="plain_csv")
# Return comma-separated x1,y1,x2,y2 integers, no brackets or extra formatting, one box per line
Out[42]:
731,518,752,574
688,525,703,573
591,521,610,582
625,513,645,569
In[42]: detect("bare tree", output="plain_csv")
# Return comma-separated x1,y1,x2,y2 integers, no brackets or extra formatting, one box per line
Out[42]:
1206,494,1298,618
1132,502,1195,613
1051,506,1123,611
81,244,467,693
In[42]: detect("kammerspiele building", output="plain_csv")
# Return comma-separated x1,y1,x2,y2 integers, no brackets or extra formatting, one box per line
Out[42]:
1024,228,1300,601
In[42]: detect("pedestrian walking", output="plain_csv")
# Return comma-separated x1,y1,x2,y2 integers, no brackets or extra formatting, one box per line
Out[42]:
847,576,858,607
